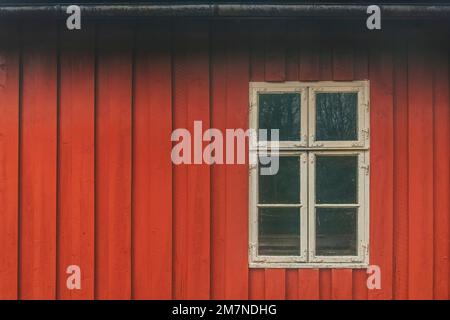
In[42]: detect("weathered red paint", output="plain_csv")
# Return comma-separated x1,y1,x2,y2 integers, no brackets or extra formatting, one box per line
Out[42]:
0,20,448,300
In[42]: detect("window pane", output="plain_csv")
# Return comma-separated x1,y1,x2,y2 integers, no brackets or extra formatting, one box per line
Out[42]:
316,208,357,256
316,155,358,204
259,156,300,204
258,93,301,141
258,208,300,256
316,92,358,141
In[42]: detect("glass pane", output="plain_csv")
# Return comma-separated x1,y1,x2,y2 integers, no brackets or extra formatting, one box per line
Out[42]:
316,208,357,256
258,93,301,141
316,92,358,141
258,208,300,256
316,155,358,204
259,156,300,204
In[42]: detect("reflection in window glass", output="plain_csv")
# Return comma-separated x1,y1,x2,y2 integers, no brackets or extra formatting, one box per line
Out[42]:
258,208,300,256
316,208,357,256
258,93,301,141
316,92,357,141
259,157,300,204
316,155,358,204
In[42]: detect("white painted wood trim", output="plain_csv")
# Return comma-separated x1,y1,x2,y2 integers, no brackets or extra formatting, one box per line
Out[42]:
248,81,370,268
308,82,370,149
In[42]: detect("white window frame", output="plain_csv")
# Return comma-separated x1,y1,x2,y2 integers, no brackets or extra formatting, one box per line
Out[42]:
249,152,308,264
249,82,308,149
307,151,369,265
249,81,370,269
308,82,369,149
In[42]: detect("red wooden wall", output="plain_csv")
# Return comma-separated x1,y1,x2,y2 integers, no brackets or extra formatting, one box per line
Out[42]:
0,19,448,300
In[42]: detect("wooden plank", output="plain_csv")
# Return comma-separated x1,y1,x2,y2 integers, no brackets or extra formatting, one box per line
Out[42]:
286,270,298,300
368,43,394,300
432,46,449,300
0,24,19,300
20,23,58,299
407,45,434,300
331,269,353,300
95,24,133,299
352,270,368,300
173,20,211,299
223,20,250,299
319,270,332,300
58,24,95,300
298,269,320,300
265,269,285,299
210,20,249,299
250,20,265,83
353,46,369,80
249,270,265,299
285,21,299,82
393,42,409,300
210,20,228,299
332,35,354,81
298,27,320,81
264,21,286,82
132,22,173,300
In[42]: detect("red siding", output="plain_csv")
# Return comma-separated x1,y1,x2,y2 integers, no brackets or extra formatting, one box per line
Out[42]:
0,20,448,300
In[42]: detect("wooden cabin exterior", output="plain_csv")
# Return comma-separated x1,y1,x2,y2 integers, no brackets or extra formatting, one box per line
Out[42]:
0,2,448,300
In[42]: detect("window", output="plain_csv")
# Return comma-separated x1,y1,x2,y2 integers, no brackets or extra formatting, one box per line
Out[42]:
249,81,370,268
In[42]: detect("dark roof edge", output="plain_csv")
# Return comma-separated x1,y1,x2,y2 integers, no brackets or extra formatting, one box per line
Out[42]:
1,4,450,18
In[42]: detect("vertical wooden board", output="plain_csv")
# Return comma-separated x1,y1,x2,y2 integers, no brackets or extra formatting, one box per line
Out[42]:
319,270,332,300
132,23,173,300
393,43,409,300
285,21,299,82
95,24,133,299
298,27,320,81
265,269,285,299
209,20,250,299
210,21,227,300
368,44,394,300
353,46,369,80
264,21,286,82
352,270,368,300
0,24,19,300
407,45,434,300
432,47,449,300
249,270,265,299
331,269,353,300
319,39,333,80
286,270,298,300
58,25,95,300
173,20,210,299
250,21,265,82
298,269,320,300
223,20,250,299
20,23,58,299
332,36,354,81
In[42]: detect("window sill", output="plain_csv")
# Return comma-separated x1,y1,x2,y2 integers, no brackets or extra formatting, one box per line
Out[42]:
249,262,369,269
